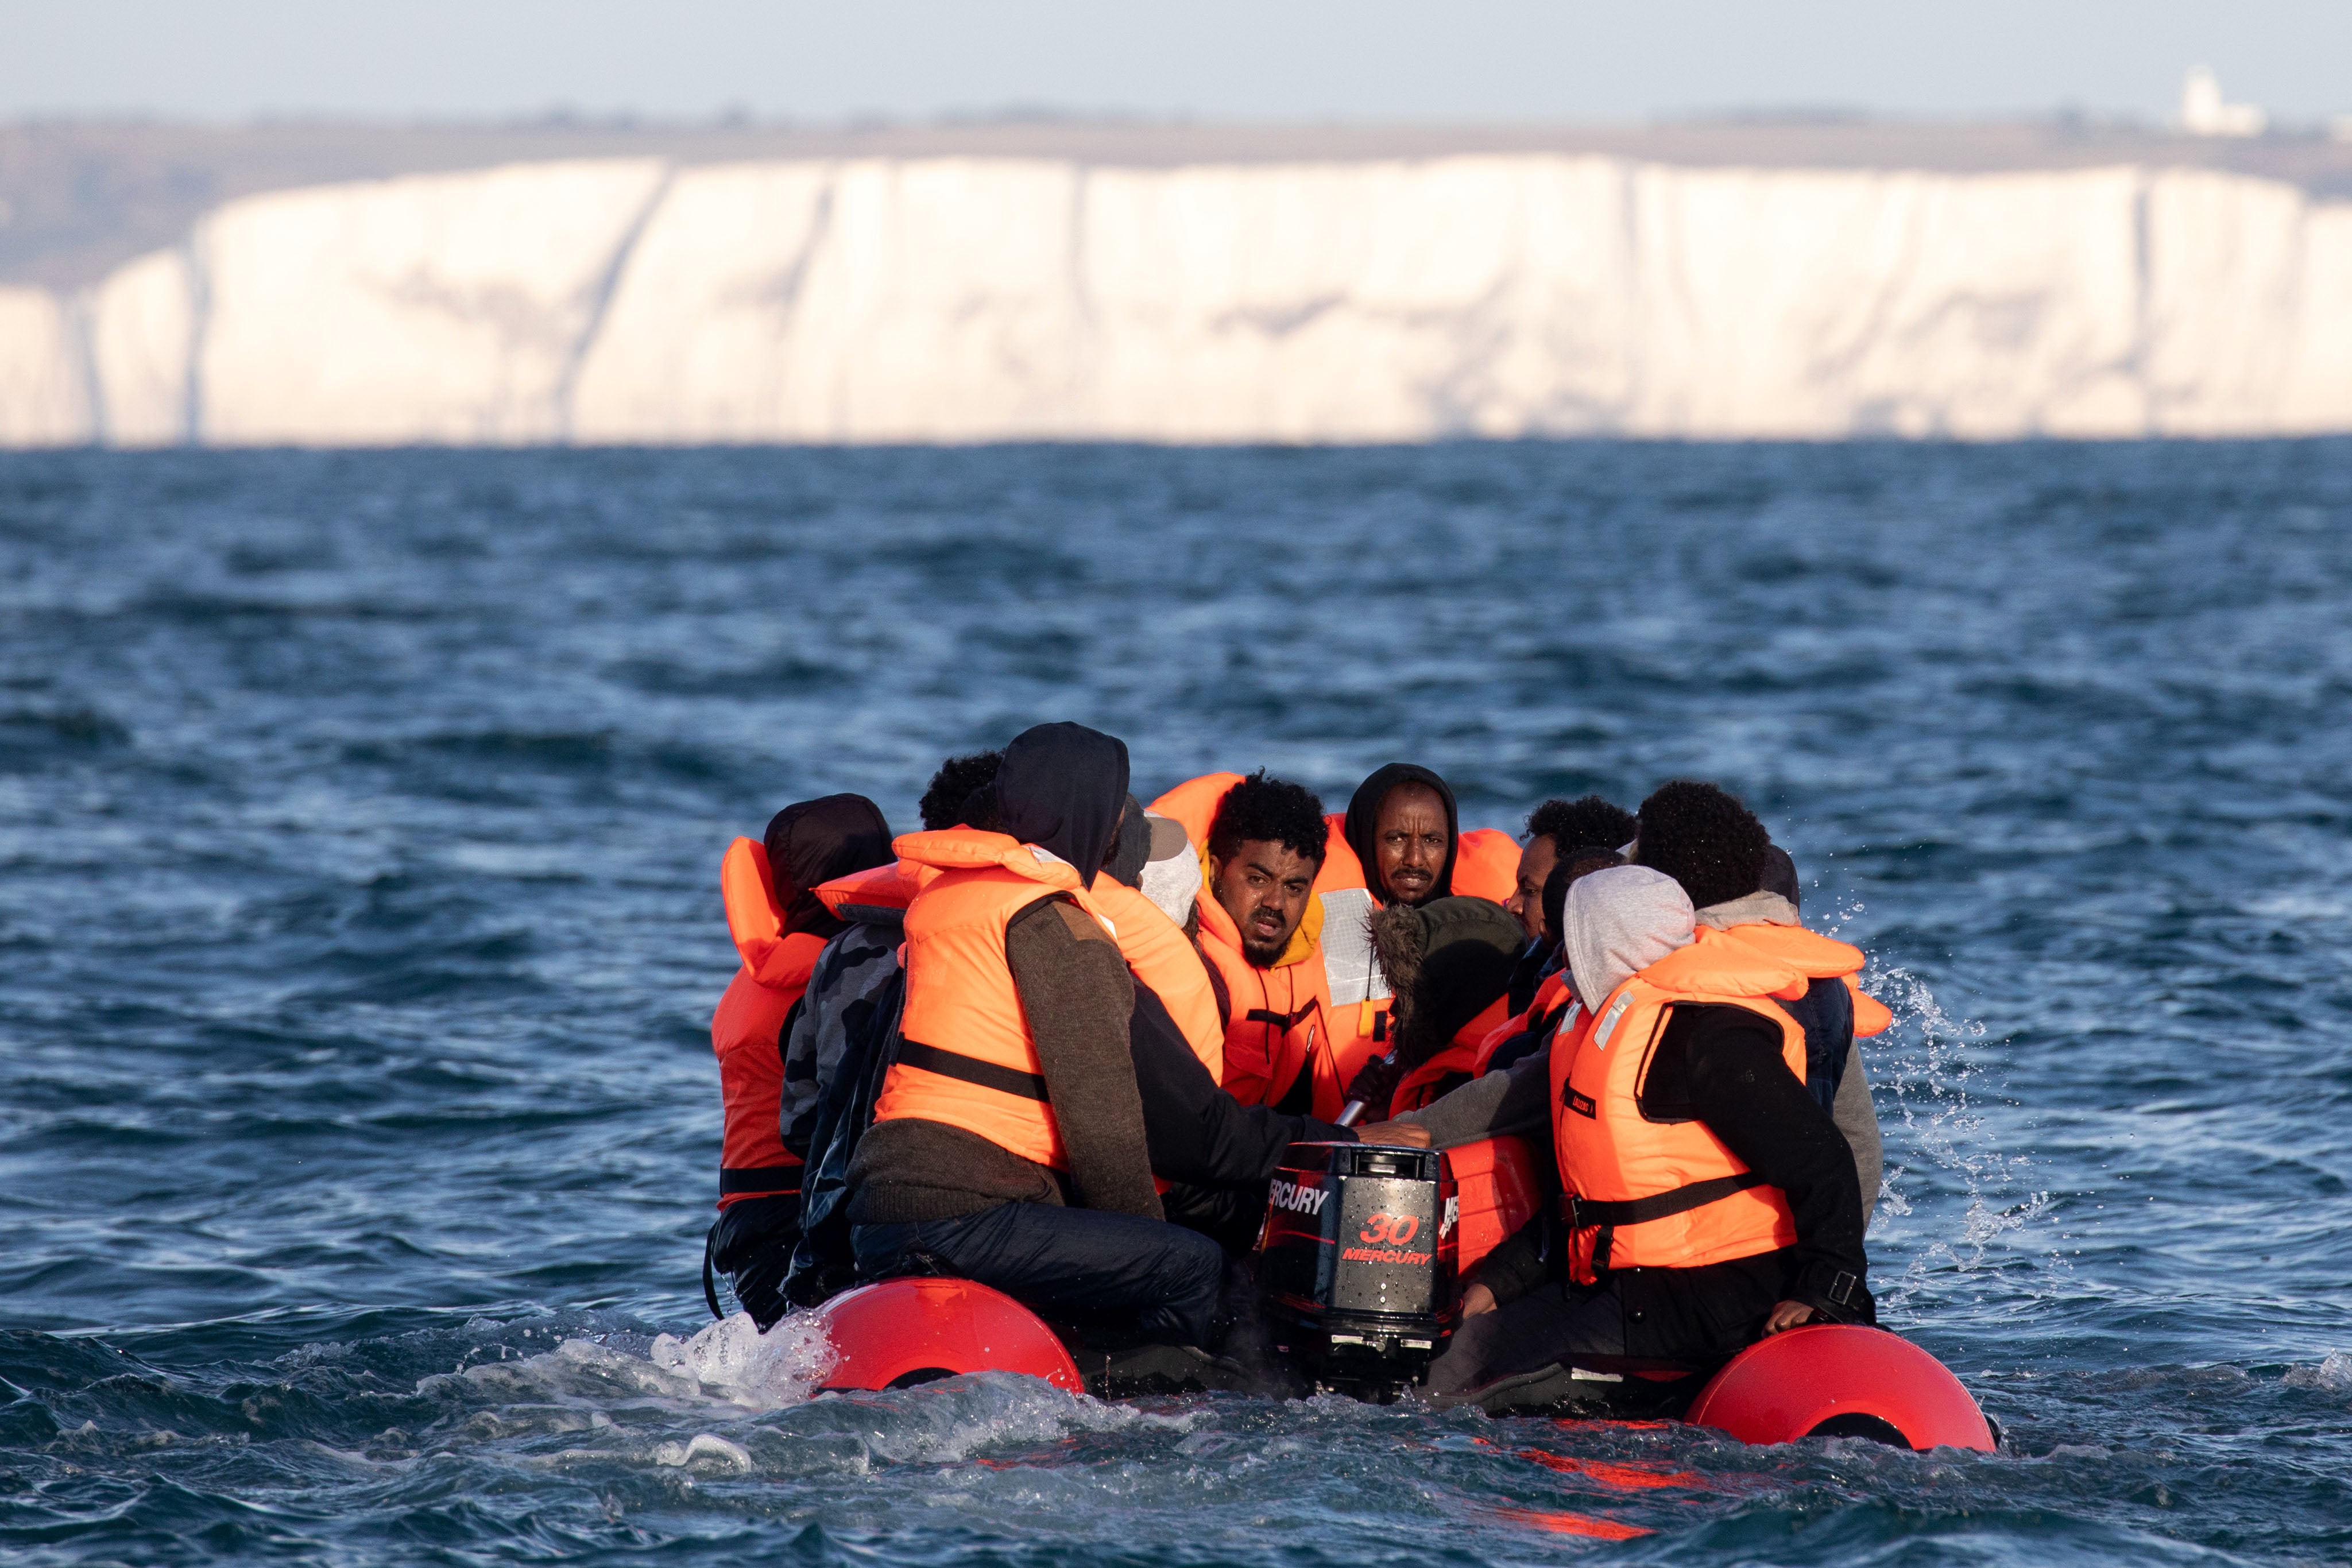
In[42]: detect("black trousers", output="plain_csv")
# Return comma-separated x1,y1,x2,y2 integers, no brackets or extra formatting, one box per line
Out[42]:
851,1201,1226,1349
1427,1253,1790,1396
710,1193,800,1330
1159,1180,1269,1256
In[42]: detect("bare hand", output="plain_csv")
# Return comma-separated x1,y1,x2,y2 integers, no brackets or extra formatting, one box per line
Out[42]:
1355,1120,1432,1148
1762,1300,1817,1335
1461,1283,1498,1318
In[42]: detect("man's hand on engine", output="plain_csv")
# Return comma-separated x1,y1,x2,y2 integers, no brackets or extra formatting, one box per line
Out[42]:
1460,1283,1498,1318
1761,1300,1817,1335
1355,1120,1432,1148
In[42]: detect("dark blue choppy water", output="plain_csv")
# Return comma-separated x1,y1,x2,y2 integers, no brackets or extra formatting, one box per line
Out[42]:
3,441,2350,1566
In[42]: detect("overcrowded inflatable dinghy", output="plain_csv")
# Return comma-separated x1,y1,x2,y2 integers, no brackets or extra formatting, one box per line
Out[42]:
802,1132,1995,1451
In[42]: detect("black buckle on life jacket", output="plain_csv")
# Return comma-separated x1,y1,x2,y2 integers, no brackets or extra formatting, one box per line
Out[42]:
1563,1087,1597,1119
1561,1194,1616,1276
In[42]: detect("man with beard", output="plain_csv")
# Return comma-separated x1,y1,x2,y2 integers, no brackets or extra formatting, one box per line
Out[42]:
1506,796,1638,1013
846,726,1395,1350
1338,764,1459,910
1318,764,1521,1098
1148,769,1452,1135
1194,771,1341,1116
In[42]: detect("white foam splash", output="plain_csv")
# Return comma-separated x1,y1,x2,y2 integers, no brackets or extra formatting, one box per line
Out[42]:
423,1336,701,1404
416,1315,830,1415
1828,904,2061,1310
849,1370,1198,1465
646,1310,834,1411
652,1433,756,1471
2283,1353,2352,1393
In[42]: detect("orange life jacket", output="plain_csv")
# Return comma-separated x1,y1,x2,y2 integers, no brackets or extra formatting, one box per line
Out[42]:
1089,873,1226,1082
814,859,920,923
1710,919,1895,1039
1147,771,1245,848
1383,971,1589,1120
1480,969,1572,1051
1377,986,1521,1114
710,837,826,1209
1550,924,1874,1281
815,853,1218,1081
1446,1134,1547,1276
1467,969,1576,1073
872,828,1123,1171
1451,827,1521,904
1192,881,1342,1115
1150,773,1343,1116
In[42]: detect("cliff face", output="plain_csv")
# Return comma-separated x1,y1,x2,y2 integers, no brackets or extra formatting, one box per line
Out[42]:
4,153,2349,445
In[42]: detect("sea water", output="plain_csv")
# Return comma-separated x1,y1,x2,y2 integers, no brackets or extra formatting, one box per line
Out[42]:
2,440,2347,1565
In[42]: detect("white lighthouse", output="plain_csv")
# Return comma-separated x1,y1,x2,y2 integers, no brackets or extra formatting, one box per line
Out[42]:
2180,66,2265,137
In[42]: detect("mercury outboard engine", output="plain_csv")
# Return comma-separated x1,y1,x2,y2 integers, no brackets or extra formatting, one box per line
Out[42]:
1258,1141,1458,1399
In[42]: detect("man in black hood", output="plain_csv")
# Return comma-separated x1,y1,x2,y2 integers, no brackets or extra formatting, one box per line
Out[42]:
848,723,1364,1352
1343,762,1460,909
709,793,895,1327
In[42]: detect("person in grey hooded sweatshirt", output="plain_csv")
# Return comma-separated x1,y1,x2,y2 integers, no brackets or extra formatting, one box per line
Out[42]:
1403,862,1873,1404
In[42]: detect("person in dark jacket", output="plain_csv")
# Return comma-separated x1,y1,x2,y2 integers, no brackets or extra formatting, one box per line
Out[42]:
709,793,894,1327
1402,784,1873,1408
846,724,1416,1350
1650,798,1883,1221
917,750,1003,833
1508,796,1637,947
783,752,1005,1179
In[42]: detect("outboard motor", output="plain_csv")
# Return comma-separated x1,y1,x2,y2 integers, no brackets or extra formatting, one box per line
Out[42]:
1258,1141,1458,1397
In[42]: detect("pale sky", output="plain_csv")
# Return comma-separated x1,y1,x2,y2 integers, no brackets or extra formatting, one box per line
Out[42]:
4,1,2347,126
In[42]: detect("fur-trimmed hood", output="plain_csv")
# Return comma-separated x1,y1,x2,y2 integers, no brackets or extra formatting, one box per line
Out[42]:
1367,895,1523,1076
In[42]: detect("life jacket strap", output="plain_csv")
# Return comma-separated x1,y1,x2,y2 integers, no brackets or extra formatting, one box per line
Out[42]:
895,1038,1051,1101
1244,1004,1316,1029
718,1165,804,1196
1560,1171,1766,1230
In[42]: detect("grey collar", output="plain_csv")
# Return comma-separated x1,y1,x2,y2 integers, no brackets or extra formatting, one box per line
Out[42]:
1695,891,1802,931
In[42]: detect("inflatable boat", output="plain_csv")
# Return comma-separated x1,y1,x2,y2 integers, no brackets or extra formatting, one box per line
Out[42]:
802,1135,1997,1452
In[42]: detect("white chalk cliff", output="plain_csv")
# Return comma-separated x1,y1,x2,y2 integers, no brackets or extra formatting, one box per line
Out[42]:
3,153,2349,444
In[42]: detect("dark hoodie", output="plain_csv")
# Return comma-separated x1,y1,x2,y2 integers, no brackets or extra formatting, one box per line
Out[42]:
1342,762,1461,907
995,722,1130,874
1106,794,1152,889
764,795,896,939
764,793,898,1162
849,724,1345,1236
849,723,1163,1225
